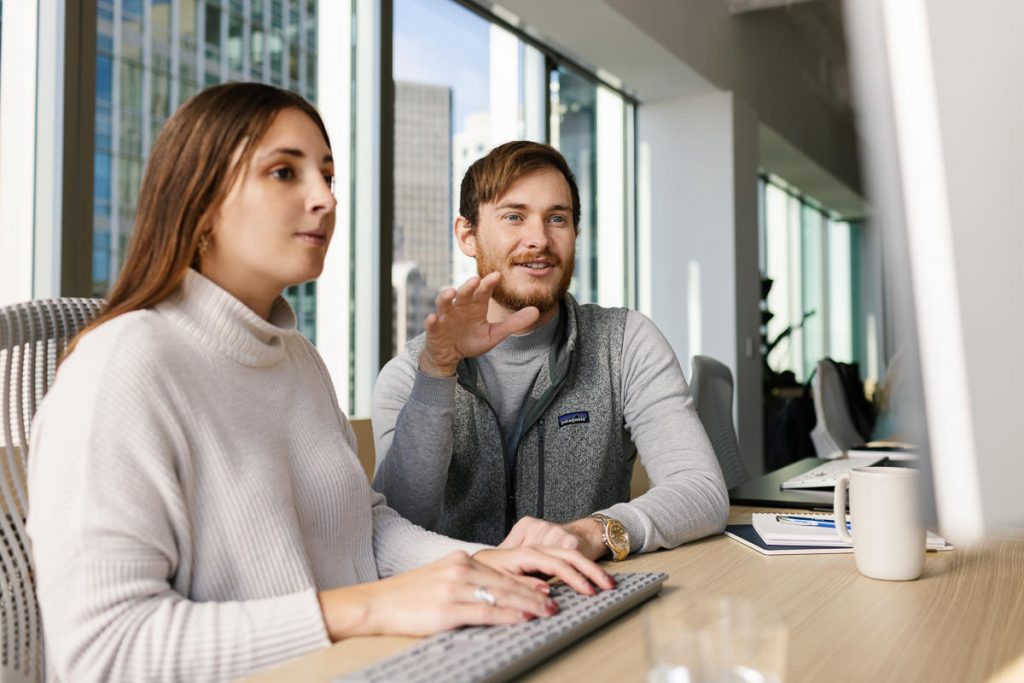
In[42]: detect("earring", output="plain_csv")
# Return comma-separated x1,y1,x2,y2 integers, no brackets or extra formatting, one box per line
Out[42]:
197,233,210,256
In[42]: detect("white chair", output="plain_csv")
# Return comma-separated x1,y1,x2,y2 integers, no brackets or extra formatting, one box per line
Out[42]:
809,358,867,458
1,298,104,682
690,355,750,490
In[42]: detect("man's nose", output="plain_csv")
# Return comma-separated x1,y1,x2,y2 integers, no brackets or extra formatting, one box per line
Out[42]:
521,216,550,250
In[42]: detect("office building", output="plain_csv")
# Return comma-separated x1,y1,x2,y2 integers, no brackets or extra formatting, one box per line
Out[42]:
392,80,453,348
451,110,492,286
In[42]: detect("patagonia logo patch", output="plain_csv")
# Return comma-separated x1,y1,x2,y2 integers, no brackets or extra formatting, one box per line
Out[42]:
558,411,590,427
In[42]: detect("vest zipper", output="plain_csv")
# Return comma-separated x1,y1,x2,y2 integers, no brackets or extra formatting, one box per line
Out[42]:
457,380,518,534
536,418,545,518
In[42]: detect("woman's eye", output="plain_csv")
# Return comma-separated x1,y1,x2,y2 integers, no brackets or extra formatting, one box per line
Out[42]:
271,167,295,180
323,173,335,188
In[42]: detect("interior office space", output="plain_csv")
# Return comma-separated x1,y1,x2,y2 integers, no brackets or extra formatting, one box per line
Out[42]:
3,0,1023,524
3,0,1024,681
0,0,875,481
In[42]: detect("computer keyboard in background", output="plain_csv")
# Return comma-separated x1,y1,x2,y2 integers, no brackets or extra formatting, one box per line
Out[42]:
336,571,668,683
779,455,887,489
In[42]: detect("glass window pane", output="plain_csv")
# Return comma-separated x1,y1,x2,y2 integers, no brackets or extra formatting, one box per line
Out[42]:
228,11,244,73
801,203,826,379
595,85,626,307
152,1,173,71
762,175,861,384
828,220,854,361
763,182,794,376
93,0,321,342
392,0,521,353
551,66,597,304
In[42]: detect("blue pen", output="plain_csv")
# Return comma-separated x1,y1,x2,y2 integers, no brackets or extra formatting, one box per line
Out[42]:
775,515,851,529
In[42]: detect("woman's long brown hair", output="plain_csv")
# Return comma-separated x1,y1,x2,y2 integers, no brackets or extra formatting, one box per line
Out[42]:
65,82,331,356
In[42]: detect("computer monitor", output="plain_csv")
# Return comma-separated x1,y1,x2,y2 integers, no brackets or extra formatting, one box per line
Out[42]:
843,0,1024,545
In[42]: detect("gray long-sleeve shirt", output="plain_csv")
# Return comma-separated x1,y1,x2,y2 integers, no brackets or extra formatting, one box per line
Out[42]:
371,309,729,552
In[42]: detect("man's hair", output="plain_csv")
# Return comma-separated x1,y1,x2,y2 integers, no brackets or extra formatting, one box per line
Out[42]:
459,141,581,232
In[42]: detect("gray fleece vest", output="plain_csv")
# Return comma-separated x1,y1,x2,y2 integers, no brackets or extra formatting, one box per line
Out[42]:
432,295,631,545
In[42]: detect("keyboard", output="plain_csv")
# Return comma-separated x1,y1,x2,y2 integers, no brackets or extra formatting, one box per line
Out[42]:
780,455,887,489
336,571,668,683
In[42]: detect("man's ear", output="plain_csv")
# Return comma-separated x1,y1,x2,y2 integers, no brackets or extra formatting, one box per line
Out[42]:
454,216,477,258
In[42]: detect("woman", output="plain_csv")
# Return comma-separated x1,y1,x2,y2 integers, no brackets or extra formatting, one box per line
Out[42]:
26,82,612,682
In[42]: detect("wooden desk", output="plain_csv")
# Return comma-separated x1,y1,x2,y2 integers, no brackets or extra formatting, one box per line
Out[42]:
246,507,1024,683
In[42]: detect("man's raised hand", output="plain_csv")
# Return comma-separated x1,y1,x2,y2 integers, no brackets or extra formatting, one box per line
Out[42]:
419,272,540,377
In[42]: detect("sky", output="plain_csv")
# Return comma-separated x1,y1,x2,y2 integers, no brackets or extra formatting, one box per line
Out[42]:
393,0,491,134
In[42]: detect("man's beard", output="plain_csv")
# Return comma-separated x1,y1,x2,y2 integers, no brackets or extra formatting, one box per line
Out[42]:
477,248,574,313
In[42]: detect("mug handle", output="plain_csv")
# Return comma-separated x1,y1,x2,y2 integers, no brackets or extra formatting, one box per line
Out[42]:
833,473,854,544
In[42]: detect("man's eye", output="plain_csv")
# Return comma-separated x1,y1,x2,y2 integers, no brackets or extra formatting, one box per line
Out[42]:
271,167,294,180
550,215,566,224
504,214,523,223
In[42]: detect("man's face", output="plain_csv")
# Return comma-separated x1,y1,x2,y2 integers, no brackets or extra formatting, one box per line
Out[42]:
460,167,576,315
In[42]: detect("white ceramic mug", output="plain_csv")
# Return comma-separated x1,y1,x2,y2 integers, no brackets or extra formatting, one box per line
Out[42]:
832,466,925,581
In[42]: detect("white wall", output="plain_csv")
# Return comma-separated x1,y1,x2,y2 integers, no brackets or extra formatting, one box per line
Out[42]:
640,91,763,475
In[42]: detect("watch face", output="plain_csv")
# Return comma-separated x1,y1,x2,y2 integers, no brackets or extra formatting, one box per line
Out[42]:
607,522,629,551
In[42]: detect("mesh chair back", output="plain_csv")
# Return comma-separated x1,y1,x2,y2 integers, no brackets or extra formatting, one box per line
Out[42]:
0,298,104,682
810,358,867,458
690,355,750,490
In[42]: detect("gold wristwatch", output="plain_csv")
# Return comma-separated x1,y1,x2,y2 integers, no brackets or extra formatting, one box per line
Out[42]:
591,513,631,561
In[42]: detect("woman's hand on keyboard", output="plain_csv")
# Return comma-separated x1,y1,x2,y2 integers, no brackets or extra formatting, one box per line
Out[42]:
318,550,567,639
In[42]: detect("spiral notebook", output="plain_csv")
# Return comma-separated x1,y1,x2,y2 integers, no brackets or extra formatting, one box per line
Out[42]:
724,524,854,555
726,513,951,556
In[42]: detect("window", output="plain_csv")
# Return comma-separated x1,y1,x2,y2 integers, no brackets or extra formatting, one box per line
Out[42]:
93,0,320,339
390,0,635,354
760,175,859,381
4,0,635,414
391,0,548,352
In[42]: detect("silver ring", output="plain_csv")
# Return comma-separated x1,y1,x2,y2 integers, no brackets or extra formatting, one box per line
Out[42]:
474,586,497,606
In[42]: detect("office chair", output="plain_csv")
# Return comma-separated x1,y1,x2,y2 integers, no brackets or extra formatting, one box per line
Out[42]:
0,297,104,683
809,358,868,458
690,355,750,490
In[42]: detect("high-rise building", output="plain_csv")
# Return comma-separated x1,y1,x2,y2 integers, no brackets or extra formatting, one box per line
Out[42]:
451,110,492,286
392,80,453,348
94,0,319,335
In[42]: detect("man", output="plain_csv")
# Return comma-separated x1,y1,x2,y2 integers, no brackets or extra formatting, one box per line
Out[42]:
372,141,728,561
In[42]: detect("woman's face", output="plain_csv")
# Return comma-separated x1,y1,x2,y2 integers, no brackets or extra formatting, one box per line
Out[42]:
200,107,336,317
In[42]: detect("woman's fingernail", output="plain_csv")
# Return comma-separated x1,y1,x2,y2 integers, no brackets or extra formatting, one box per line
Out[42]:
545,598,558,614
521,611,535,621
535,584,551,595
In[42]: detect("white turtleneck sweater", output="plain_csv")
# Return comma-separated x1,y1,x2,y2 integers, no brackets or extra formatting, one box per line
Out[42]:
26,270,483,682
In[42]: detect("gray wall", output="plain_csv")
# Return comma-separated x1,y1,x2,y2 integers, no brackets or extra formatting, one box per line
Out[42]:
605,0,861,195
